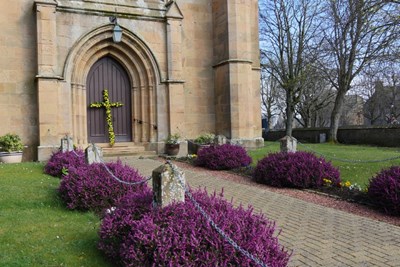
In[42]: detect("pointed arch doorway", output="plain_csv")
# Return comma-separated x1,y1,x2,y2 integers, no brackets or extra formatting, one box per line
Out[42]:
86,56,132,144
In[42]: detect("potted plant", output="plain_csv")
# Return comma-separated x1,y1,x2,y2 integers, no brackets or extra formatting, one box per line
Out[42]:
0,133,24,163
165,133,180,156
193,133,215,154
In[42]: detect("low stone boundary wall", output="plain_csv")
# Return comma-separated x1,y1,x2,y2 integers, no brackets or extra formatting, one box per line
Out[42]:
263,126,400,147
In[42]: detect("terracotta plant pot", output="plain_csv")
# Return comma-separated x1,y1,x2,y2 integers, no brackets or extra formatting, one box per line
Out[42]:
0,152,23,163
165,144,180,156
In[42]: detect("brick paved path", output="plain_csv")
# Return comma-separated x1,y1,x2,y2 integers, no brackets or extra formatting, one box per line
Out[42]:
111,157,400,267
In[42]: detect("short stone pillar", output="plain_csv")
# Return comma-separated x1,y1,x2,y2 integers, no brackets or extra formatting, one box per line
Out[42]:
61,136,74,152
85,143,103,164
280,135,297,153
152,162,185,208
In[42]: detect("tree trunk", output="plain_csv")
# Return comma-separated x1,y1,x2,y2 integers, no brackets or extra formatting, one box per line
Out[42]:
286,107,294,136
266,109,272,132
311,112,317,128
329,90,346,142
285,91,294,136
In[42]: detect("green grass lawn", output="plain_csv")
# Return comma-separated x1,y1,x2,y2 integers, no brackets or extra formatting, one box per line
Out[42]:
0,163,111,267
248,141,400,188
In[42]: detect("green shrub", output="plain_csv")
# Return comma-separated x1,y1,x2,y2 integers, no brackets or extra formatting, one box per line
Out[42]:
194,133,215,145
0,133,24,152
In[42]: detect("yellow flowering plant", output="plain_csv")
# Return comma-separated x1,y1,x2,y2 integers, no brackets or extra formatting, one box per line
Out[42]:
343,181,352,187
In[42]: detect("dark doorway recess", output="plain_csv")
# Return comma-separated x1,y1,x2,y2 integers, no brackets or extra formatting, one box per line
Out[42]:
87,56,132,143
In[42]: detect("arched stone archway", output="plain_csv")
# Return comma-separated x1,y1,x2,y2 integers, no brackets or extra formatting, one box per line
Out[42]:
63,24,166,147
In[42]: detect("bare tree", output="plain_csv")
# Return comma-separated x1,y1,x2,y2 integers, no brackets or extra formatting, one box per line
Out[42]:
259,0,321,136
260,68,282,131
295,66,336,127
319,0,400,142
376,64,400,124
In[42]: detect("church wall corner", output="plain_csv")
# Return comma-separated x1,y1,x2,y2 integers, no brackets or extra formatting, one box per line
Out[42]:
0,0,262,160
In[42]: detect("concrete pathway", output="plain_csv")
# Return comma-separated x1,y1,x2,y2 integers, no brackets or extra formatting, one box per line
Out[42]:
110,157,400,267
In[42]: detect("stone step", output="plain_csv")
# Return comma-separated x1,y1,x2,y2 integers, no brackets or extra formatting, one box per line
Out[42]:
98,142,157,157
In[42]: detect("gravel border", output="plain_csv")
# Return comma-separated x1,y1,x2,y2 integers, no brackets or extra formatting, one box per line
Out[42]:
171,160,400,227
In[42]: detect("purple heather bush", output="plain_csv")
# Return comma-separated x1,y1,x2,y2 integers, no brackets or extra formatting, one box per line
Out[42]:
368,166,400,216
254,151,341,189
98,189,154,261
195,144,252,170
98,189,290,267
58,161,149,212
44,150,86,177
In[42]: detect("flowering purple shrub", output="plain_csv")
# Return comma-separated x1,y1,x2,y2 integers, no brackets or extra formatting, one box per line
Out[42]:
58,161,149,212
254,151,341,188
195,144,252,170
98,189,154,261
98,189,291,267
368,166,400,215
44,150,85,177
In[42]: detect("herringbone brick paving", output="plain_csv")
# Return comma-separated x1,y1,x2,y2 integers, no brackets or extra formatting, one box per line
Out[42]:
112,157,400,267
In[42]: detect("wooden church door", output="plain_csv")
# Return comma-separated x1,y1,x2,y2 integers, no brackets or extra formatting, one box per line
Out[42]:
86,56,132,143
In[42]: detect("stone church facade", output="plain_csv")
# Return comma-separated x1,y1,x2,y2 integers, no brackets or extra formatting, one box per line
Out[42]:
0,0,262,161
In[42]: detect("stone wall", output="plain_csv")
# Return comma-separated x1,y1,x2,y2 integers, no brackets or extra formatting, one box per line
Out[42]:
0,0,263,161
0,0,38,160
264,126,400,147
181,0,216,136
212,0,262,141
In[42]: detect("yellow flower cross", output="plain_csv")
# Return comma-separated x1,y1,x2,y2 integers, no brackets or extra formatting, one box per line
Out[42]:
89,89,123,146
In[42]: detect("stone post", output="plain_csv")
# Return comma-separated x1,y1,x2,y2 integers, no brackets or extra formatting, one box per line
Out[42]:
61,136,74,152
215,135,227,145
85,143,103,164
280,135,297,153
319,133,326,143
152,162,185,208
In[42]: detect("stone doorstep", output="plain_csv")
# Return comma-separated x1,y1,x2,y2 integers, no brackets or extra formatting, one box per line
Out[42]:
98,142,157,157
